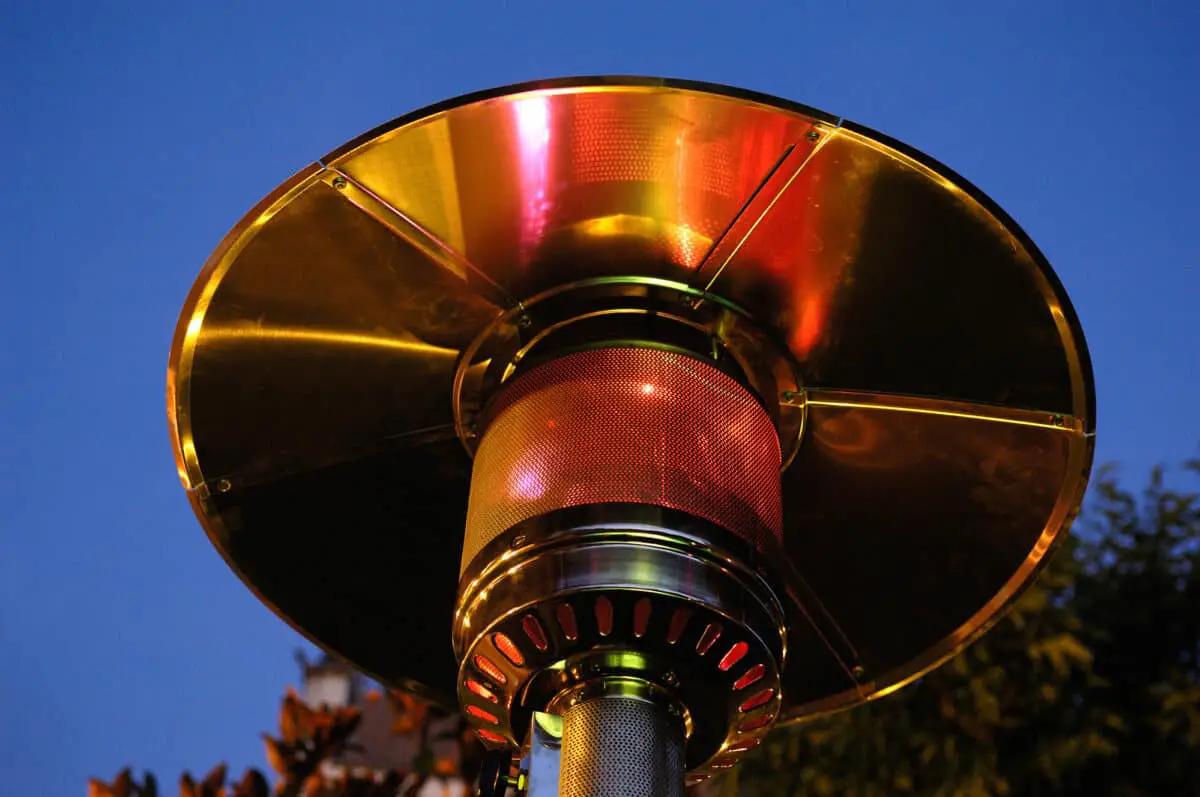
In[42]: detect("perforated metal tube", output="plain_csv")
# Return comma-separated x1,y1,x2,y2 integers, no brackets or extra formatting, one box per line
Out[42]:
462,347,782,573
560,695,685,797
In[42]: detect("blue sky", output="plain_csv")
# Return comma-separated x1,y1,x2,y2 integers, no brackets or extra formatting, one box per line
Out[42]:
1,1,1197,793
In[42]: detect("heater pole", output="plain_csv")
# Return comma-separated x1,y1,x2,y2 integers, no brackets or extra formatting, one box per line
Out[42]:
557,683,685,797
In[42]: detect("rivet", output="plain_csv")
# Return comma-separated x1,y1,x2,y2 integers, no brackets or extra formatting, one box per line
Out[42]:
781,390,800,402
806,130,821,142
851,664,866,680
511,535,526,548
331,176,347,190
517,314,532,329
214,478,232,494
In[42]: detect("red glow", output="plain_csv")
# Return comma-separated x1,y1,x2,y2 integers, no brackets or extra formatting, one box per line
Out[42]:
493,632,525,666
737,713,774,732
466,679,497,703
466,704,500,724
633,598,651,637
556,603,578,641
718,641,749,672
595,595,613,636
522,614,549,651
463,348,783,570
727,738,763,753
477,729,507,744
733,663,765,690
473,654,507,685
739,687,775,712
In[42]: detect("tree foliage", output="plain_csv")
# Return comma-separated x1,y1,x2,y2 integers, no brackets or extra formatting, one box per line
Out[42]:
89,687,478,797
734,456,1199,797
93,458,1198,796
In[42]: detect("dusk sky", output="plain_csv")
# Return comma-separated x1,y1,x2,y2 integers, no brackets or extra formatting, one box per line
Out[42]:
2,2,1197,794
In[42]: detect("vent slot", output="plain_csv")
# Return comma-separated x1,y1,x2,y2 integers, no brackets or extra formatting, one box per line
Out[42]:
595,595,614,636
473,654,507,685
739,687,774,712
466,704,500,724
556,603,579,641
727,738,762,753
733,663,765,690
666,608,690,644
737,713,774,732
493,632,525,666
633,598,652,637
522,614,549,651
466,679,498,702
718,642,748,671
696,623,722,655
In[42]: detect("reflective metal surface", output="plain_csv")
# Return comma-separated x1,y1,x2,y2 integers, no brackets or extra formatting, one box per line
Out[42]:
522,712,562,797
168,77,1094,722
452,507,786,775
558,684,685,797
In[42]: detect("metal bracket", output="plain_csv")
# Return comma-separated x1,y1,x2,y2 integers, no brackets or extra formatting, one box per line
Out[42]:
522,712,562,797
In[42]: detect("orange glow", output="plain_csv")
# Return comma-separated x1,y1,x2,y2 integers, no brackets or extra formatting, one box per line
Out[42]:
473,654,507,685
198,324,457,357
466,679,497,702
794,294,826,354
464,348,784,560
493,632,525,666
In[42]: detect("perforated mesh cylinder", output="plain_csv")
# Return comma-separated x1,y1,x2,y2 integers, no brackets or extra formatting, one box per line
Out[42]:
560,695,685,797
462,347,783,573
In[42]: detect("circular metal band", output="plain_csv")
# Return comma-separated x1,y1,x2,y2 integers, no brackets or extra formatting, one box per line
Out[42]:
453,507,786,775
451,277,806,469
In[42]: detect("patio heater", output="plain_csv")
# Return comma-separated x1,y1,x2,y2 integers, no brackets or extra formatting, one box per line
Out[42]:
167,77,1094,797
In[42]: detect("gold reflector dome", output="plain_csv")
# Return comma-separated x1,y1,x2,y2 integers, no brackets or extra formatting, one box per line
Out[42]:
167,76,1094,723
